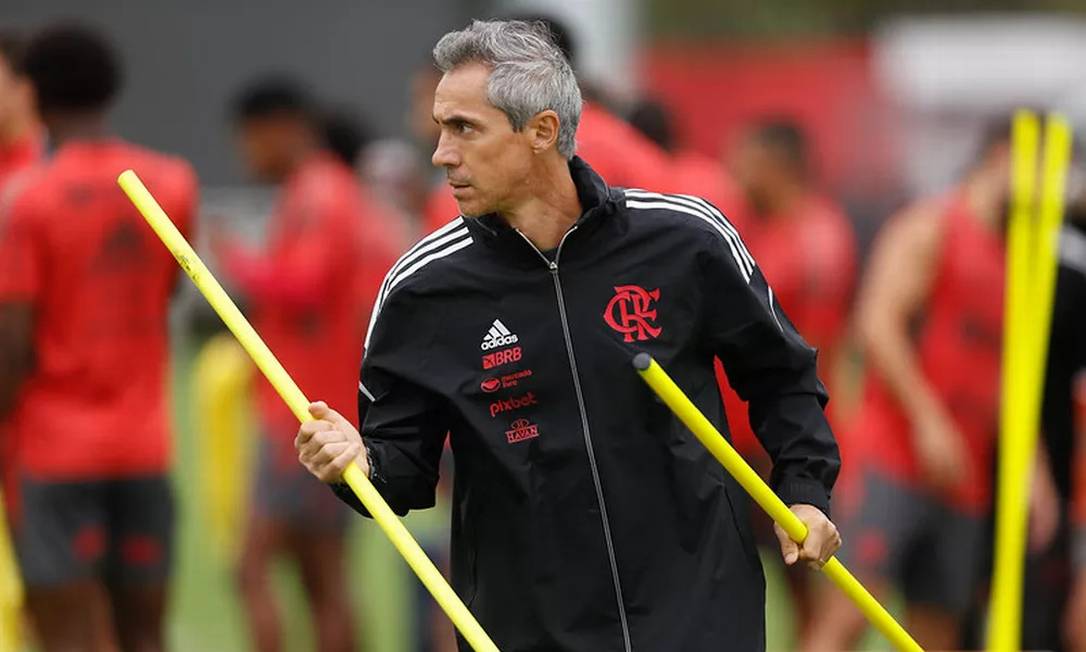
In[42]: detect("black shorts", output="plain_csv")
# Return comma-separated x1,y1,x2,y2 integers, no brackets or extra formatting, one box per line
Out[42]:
13,473,174,588
836,470,985,614
252,431,350,533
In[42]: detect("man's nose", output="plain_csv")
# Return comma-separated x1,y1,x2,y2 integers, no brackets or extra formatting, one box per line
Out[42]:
432,132,459,169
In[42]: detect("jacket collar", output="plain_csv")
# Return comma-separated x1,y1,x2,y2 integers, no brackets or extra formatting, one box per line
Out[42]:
464,156,621,250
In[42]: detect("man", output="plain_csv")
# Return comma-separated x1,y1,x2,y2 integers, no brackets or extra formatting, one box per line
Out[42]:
0,28,42,531
419,15,674,236
297,20,840,651
0,25,197,651
717,119,857,636
221,78,399,652
0,31,41,194
803,126,1010,651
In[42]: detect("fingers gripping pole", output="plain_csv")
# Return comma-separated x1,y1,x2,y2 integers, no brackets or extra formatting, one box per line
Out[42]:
117,170,500,652
632,353,923,652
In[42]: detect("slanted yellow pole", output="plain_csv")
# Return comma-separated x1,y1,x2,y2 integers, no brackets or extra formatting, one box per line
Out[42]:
634,353,923,652
118,170,499,652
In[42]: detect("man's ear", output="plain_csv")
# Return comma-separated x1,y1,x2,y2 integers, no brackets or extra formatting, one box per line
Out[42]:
528,110,560,153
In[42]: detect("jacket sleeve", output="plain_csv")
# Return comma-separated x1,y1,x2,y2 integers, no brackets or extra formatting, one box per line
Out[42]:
330,287,448,517
700,225,841,515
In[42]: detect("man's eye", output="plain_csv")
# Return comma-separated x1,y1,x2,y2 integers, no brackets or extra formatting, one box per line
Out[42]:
458,123,474,134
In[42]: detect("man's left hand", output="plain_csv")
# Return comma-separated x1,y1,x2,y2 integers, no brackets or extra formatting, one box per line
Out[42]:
774,504,841,570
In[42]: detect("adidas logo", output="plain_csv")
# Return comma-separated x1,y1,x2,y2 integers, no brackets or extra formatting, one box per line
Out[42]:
481,319,519,351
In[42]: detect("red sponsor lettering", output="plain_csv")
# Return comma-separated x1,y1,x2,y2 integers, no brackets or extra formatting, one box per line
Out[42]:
489,391,537,418
480,378,501,393
482,346,522,370
505,418,540,443
499,369,532,388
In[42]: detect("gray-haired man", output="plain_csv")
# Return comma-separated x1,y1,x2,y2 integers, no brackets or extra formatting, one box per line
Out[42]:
297,20,841,651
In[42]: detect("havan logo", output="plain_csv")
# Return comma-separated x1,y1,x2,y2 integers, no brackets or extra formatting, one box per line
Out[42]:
505,418,539,444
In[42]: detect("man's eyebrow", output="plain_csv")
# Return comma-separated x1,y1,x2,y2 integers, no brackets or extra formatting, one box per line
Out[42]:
433,112,477,126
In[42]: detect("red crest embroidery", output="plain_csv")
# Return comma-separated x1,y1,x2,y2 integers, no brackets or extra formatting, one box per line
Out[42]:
604,285,662,342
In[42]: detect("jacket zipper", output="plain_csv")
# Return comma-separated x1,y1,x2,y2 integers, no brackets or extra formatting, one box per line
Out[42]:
517,227,634,652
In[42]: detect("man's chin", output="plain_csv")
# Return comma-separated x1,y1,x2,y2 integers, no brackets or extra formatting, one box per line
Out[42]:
455,200,489,218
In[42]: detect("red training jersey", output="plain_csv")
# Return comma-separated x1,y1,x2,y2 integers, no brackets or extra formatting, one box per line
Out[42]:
853,193,1004,514
0,139,197,478
716,194,856,455
577,101,672,191
225,153,400,449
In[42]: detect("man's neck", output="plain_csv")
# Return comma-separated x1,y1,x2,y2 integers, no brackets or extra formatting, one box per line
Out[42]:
46,112,109,149
501,157,582,252
0,114,36,148
752,183,806,223
963,170,1003,232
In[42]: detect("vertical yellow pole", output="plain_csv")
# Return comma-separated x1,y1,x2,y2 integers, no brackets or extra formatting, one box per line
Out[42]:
988,112,1072,651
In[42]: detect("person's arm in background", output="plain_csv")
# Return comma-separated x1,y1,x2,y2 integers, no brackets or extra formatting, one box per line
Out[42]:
217,194,346,311
854,201,967,490
704,215,841,569
1057,222,1086,651
0,189,40,422
1066,422,1086,652
295,285,448,517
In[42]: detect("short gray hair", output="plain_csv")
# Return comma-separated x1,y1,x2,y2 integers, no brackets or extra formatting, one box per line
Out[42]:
433,20,581,159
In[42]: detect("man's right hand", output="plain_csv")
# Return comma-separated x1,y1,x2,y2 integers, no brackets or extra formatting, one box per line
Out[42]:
913,405,967,491
295,401,369,483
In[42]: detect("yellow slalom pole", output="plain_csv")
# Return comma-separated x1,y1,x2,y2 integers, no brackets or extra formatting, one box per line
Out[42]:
988,112,1072,651
633,353,923,652
117,170,499,652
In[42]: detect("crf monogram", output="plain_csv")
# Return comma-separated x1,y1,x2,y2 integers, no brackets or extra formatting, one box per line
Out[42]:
604,285,662,342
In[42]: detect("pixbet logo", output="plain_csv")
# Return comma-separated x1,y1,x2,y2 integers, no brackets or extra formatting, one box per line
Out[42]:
482,346,521,370
505,418,539,444
489,391,537,418
604,285,662,343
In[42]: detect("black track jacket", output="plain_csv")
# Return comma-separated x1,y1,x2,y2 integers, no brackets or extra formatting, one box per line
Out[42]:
332,158,840,651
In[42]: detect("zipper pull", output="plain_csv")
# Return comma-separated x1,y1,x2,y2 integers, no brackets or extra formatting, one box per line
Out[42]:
548,261,558,272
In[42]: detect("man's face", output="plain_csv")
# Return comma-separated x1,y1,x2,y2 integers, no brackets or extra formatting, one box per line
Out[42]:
730,137,785,216
431,62,536,217
0,55,32,139
235,115,303,183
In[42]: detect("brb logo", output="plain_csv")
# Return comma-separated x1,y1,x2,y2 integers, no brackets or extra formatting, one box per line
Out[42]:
604,285,662,342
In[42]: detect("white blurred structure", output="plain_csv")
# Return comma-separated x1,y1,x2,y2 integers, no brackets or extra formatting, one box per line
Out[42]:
497,0,640,99
874,15,1086,194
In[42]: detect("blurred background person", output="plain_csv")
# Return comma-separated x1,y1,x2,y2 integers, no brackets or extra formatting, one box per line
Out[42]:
627,96,743,218
219,76,399,652
0,30,40,195
0,24,197,651
1036,188,1086,652
673,117,854,640
805,123,1013,651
